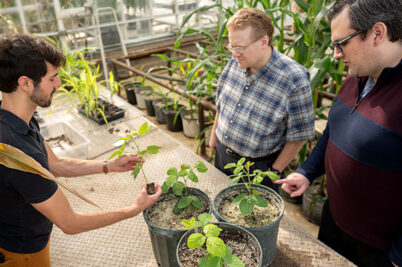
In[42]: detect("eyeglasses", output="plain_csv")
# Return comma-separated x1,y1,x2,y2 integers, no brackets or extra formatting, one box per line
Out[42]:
332,30,363,53
227,38,260,54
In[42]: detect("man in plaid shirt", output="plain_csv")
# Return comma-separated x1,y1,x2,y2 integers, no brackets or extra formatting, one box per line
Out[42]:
209,8,315,191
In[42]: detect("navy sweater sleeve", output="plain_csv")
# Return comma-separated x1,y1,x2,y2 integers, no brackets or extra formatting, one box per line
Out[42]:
295,124,328,183
389,235,402,266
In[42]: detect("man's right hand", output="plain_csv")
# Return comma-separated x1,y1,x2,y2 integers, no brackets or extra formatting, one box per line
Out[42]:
274,173,310,197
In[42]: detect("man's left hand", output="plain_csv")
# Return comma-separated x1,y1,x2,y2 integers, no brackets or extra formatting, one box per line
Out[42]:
109,154,143,172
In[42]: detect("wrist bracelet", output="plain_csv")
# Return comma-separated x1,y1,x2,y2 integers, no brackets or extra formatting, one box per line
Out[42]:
102,160,109,175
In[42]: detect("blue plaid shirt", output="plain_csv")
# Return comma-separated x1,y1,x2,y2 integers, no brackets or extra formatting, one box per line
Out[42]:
216,48,315,158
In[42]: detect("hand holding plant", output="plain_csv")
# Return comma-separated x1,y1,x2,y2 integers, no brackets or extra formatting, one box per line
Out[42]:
224,158,279,216
162,161,208,214
109,122,161,194
182,213,244,267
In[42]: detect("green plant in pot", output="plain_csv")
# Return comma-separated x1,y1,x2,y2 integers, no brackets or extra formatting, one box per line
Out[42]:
143,160,212,267
177,213,250,267
162,100,185,132
213,157,285,266
302,175,327,225
109,122,161,194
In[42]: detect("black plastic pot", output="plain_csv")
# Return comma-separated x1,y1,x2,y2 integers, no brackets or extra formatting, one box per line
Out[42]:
145,95,162,117
78,98,125,125
134,86,153,109
213,184,284,267
302,179,326,225
153,99,173,124
177,222,262,267
162,105,184,132
143,187,212,267
123,83,140,105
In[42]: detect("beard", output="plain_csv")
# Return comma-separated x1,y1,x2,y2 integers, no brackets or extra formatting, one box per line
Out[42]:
30,84,54,108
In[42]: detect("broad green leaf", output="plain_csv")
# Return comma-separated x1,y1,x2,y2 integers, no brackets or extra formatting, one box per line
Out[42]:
198,213,213,226
224,163,236,169
182,217,195,229
206,236,226,257
252,174,263,185
146,145,161,154
161,182,170,193
138,122,149,135
188,170,198,182
194,161,208,173
225,255,244,267
238,157,246,166
267,171,279,180
228,176,241,185
232,193,247,204
191,196,204,209
206,255,223,267
187,233,205,249
181,164,191,170
165,175,177,186
0,142,101,210
172,181,185,196
253,195,268,208
239,197,255,216
132,163,141,179
233,166,243,174
177,195,192,209
198,257,208,267
167,167,178,176
203,224,222,238
178,170,188,177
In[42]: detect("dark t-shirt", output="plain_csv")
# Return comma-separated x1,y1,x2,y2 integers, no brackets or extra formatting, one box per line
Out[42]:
0,106,58,253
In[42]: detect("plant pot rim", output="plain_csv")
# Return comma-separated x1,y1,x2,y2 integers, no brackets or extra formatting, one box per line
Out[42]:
143,187,212,233
213,183,285,230
176,221,263,267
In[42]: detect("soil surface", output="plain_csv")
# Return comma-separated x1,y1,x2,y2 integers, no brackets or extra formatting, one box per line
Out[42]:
178,226,261,267
145,191,210,230
216,187,282,228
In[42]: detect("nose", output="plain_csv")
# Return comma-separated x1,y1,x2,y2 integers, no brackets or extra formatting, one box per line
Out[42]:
232,50,241,57
55,77,62,88
333,47,343,59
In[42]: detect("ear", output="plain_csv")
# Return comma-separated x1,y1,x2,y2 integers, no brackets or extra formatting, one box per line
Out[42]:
17,76,33,93
372,22,387,47
261,35,270,48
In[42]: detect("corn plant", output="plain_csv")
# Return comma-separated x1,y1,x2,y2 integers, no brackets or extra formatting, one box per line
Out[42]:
161,161,208,214
224,158,279,216
109,122,161,185
182,213,244,267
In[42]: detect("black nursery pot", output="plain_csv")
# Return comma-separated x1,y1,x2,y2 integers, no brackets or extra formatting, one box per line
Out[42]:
162,105,184,132
124,83,140,105
145,95,162,117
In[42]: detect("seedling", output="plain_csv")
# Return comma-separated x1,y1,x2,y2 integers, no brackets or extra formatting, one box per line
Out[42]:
109,122,161,194
224,157,279,216
182,213,244,267
161,161,208,214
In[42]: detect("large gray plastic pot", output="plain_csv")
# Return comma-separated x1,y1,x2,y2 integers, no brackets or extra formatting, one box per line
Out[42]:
134,86,152,109
143,187,212,267
176,222,262,267
213,184,284,266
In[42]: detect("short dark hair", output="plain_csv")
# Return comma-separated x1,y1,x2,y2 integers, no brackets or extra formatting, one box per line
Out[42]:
327,0,402,42
0,34,66,93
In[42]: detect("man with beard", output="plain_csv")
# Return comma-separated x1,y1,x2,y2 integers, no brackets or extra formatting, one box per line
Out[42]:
0,34,161,266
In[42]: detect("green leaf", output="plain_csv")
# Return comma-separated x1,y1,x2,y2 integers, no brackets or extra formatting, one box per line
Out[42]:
161,182,170,193
205,255,222,267
182,218,193,229
228,176,241,185
203,224,222,238
194,161,208,173
188,170,199,182
191,196,204,209
198,213,213,226
225,255,244,267
187,233,206,249
132,163,141,179
178,170,188,177
267,171,279,180
238,158,246,166
177,195,192,209
181,164,191,170
167,167,178,176
146,145,161,154
165,175,177,186
198,257,208,267
253,195,268,208
224,163,236,169
232,193,247,204
138,122,149,135
252,174,264,185
239,197,255,216
172,181,185,196
108,150,121,160
206,237,226,258
233,166,243,174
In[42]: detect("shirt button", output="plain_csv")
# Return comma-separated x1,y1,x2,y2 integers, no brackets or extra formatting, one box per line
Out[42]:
237,104,241,107
230,120,233,123
224,135,228,139
244,86,249,90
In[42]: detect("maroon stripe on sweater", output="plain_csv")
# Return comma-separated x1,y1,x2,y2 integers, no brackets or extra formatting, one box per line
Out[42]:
325,140,402,250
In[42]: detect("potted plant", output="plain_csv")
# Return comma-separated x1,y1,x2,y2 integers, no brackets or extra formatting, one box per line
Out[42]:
152,92,173,124
177,213,262,267
56,57,125,125
143,160,211,267
144,90,163,117
162,101,185,132
213,158,285,266
108,122,161,194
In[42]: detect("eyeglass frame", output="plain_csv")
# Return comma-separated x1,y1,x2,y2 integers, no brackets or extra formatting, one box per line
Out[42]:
226,37,263,54
332,30,363,53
